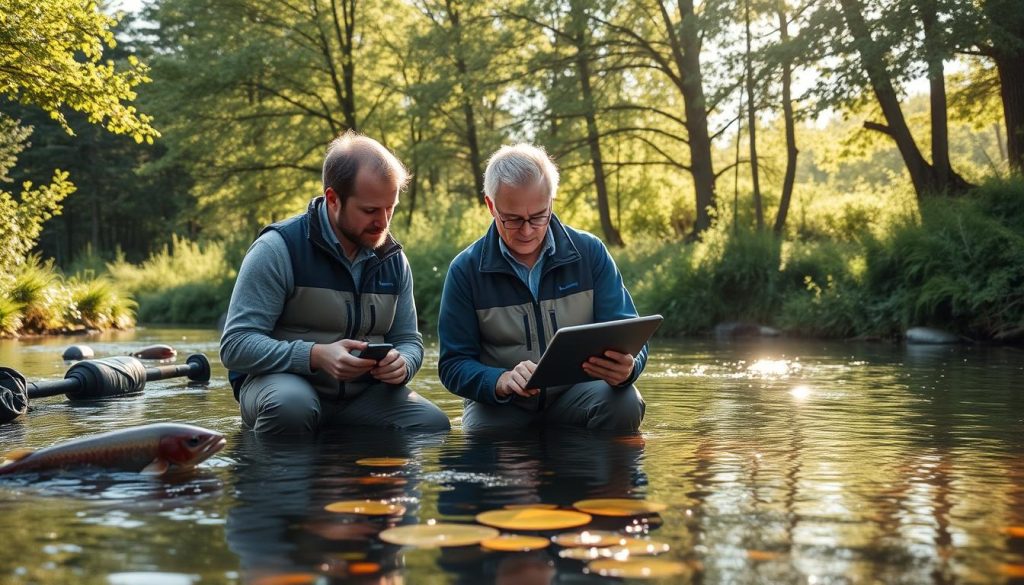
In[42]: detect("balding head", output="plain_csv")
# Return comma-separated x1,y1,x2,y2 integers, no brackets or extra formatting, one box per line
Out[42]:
323,131,410,205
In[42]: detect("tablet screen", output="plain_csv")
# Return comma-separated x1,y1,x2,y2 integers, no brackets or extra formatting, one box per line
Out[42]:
525,315,663,388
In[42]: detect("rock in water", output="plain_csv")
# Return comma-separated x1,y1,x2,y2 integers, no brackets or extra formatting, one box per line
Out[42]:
131,344,177,359
62,345,94,361
905,327,959,345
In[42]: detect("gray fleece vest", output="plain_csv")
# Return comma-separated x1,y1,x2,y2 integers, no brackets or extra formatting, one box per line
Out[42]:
232,197,405,399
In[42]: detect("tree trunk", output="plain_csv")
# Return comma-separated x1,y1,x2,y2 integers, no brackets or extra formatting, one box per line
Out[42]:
745,0,764,230
572,3,623,246
839,0,935,198
660,0,717,237
446,1,486,204
919,1,950,186
328,0,358,131
773,0,798,236
994,54,1024,173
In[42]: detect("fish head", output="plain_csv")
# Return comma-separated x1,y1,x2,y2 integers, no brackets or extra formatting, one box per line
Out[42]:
157,426,226,470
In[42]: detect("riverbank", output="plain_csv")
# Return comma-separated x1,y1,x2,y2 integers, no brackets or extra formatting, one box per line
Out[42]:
4,180,1022,342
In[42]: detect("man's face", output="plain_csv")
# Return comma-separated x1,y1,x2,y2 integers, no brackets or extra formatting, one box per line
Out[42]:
486,182,552,266
326,168,398,254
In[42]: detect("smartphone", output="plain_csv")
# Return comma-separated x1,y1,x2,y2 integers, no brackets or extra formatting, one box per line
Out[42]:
352,343,393,361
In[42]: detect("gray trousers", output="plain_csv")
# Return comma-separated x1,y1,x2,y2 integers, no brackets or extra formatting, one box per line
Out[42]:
462,380,645,432
239,372,450,435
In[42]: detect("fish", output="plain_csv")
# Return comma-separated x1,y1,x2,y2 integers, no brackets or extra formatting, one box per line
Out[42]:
131,344,177,360
0,422,226,477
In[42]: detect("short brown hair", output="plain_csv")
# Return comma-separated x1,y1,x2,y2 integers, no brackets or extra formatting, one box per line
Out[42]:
322,131,410,204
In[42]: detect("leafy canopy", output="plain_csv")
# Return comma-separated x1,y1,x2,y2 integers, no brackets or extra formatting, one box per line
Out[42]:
0,0,159,142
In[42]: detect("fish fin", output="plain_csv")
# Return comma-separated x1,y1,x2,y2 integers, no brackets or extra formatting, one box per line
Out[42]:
141,459,170,475
1,448,34,465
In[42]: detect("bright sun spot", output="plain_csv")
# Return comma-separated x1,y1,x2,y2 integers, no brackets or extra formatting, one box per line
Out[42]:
748,359,790,376
791,385,811,400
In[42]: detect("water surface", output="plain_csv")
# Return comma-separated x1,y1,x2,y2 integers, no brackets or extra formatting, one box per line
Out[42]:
1,328,1022,584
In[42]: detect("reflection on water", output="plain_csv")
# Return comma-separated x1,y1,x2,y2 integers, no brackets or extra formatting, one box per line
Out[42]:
0,329,1023,584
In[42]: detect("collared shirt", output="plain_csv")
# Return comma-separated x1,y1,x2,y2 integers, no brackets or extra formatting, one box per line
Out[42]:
318,201,376,285
497,226,556,300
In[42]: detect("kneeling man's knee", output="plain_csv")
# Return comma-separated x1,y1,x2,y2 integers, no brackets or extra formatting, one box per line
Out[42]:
589,385,645,432
241,375,321,435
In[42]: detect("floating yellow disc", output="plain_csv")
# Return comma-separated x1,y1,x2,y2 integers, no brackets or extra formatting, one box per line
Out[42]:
356,457,409,467
475,508,592,531
480,534,551,552
324,500,406,516
572,498,667,517
552,530,625,548
504,503,558,510
559,547,623,561
379,523,499,548
251,573,320,585
587,558,690,579
354,476,408,486
348,562,381,575
612,538,671,556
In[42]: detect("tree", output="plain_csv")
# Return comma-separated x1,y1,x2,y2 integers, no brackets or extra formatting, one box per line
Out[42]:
144,0,382,230
0,0,158,141
0,0,156,270
0,116,75,273
596,0,721,238
974,0,1024,173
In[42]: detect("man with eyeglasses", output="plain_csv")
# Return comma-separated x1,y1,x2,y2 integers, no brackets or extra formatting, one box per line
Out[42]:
437,143,647,432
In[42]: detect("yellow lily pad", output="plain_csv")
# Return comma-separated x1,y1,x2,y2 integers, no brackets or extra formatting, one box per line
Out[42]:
480,534,551,552
504,503,558,510
587,558,690,579
379,523,499,548
475,508,592,531
348,562,381,575
251,573,320,585
613,538,671,556
356,457,409,467
552,530,625,547
559,546,624,560
324,500,406,516
572,498,667,517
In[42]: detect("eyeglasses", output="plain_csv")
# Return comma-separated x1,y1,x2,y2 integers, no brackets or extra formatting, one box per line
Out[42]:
497,211,552,230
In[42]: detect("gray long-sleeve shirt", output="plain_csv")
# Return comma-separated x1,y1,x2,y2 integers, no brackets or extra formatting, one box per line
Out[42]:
220,212,423,385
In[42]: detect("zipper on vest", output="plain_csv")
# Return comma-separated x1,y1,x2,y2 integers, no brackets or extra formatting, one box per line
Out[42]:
368,304,377,334
522,314,532,351
345,301,355,338
548,310,559,334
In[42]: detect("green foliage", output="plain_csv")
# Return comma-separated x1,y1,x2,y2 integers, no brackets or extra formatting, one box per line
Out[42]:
0,0,158,141
107,235,238,325
7,255,65,332
864,182,1024,339
0,295,21,336
0,256,135,336
68,275,136,330
0,115,77,272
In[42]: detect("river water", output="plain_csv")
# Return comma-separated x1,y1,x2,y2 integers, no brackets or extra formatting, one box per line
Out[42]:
0,328,1021,584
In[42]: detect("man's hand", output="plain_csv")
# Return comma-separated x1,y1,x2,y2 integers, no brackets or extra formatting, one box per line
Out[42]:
582,350,634,386
370,349,408,385
310,339,375,382
495,360,539,400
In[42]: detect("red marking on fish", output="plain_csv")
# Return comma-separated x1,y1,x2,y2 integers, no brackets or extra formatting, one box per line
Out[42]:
0,423,225,476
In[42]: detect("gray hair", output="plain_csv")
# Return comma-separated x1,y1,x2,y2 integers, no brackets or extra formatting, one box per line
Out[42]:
483,143,559,201
323,131,410,204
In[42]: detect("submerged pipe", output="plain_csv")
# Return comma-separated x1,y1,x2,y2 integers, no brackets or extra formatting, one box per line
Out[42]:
0,354,211,424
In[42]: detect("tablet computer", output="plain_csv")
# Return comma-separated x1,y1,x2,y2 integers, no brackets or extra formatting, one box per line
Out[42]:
526,315,663,388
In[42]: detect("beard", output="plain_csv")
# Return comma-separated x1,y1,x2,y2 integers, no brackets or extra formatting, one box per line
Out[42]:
338,222,388,251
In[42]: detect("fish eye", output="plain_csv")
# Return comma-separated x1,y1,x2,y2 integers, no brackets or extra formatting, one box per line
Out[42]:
187,436,201,447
